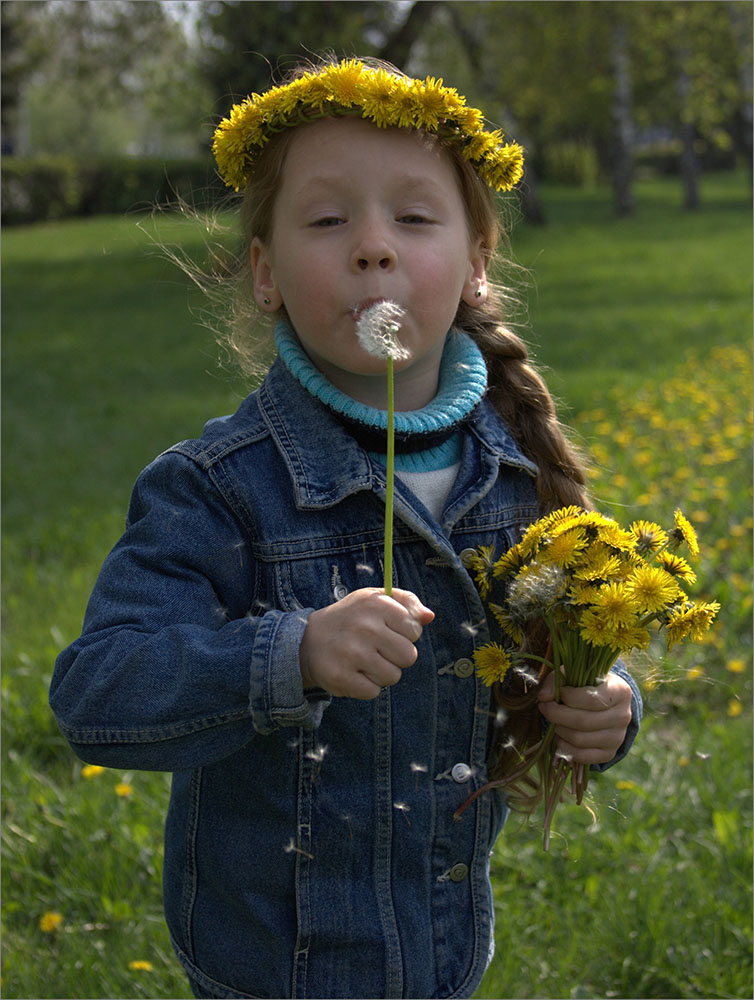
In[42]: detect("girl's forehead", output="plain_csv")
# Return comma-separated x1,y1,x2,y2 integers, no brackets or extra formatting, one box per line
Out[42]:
282,116,454,182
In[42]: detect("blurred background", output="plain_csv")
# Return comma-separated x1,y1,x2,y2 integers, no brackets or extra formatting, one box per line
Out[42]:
2,0,752,224
2,3,752,1000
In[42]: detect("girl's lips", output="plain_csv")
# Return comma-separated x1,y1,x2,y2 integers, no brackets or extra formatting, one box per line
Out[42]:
351,298,388,323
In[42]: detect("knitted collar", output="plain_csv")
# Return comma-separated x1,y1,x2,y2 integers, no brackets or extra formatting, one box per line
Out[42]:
274,320,488,463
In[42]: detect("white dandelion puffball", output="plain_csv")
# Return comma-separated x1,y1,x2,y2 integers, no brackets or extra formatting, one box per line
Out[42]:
355,300,410,361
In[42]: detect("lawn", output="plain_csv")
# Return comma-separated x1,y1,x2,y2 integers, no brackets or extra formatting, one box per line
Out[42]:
2,171,751,999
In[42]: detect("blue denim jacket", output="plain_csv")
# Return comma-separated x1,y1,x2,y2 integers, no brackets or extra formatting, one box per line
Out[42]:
51,358,642,999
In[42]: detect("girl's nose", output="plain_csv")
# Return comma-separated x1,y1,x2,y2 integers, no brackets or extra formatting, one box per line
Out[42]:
352,222,395,272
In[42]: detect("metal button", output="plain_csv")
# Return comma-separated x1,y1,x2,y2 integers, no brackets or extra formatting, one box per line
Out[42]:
333,584,349,601
459,548,477,568
453,657,474,678
451,763,472,783
449,863,469,882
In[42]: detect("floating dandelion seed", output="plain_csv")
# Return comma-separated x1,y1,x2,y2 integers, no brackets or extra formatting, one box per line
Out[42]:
410,761,428,789
284,838,314,859
305,745,328,765
356,562,376,575
355,300,407,597
393,802,412,825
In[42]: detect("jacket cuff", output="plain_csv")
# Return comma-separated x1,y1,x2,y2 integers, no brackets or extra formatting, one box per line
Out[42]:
249,609,331,734
591,660,644,773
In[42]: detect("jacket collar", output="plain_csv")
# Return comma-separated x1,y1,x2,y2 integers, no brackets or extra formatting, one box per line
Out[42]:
258,357,538,510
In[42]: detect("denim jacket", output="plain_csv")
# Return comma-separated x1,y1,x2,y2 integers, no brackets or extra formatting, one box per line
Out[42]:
51,358,642,1000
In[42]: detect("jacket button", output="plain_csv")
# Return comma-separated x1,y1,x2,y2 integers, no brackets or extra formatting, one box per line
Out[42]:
459,548,477,568
451,763,472,783
333,584,349,601
449,863,469,882
453,657,474,678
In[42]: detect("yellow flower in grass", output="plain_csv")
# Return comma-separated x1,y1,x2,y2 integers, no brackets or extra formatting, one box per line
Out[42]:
726,659,747,674
656,551,697,585
589,582,641,629
128,960,154,972
474,643,513,686
39,912,63,933
81,764,105,779
671,509,700,556
115,782,133,798
625,565,683,614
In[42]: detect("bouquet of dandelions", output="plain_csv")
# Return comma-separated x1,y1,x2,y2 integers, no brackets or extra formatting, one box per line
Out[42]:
455,505,720,849
355,300,409,596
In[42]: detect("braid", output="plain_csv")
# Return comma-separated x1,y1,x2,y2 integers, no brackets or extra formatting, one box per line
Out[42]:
457,299,590,513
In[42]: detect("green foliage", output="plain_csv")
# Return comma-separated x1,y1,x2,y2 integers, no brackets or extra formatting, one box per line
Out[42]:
2,173,751,999
1,157,222,225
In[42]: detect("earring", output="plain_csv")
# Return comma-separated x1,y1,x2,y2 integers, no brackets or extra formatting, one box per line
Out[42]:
263,298,271,305
474,286,483,298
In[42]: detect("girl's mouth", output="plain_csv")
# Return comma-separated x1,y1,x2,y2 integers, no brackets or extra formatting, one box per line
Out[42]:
352,298,389,323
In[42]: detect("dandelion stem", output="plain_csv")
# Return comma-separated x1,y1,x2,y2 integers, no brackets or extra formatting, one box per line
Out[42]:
384,355,395,596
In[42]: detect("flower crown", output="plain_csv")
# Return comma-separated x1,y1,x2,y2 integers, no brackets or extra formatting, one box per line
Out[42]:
212,59,525,193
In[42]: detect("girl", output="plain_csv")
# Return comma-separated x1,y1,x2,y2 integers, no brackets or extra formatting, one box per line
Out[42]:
51,58,641,1000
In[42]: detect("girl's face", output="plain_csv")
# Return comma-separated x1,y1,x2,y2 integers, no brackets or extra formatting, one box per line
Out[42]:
251,117,487,409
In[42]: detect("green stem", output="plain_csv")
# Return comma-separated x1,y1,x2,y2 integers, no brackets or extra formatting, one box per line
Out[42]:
384,356,395,596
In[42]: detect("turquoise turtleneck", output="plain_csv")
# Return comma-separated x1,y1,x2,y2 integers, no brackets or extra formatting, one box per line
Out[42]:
274,320,488,473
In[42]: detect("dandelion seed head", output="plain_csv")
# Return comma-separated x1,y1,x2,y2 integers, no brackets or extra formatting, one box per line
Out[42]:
355,300,409,360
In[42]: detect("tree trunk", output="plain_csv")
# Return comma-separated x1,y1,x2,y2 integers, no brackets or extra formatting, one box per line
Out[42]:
378,1,441,70
610,19,635,217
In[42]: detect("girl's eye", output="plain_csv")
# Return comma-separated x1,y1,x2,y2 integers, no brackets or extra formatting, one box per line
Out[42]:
399,214,430,225
313,217,344,227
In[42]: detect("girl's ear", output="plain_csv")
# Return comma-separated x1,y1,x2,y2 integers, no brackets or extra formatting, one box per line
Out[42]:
461,239,488,307
250,238,282,311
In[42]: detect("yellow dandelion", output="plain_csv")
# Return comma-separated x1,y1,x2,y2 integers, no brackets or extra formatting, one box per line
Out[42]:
320,59,366,106
413,75,458,129
39,911,64,933
589,582,642,628
115,782,133,798
538,527,588,568
678,756,690,767
595,521,636,552
726,658,746,674
357,69,399,127
128,960,154,972
492,541,527,579
474,643,513,686
490,603,524,644
579,609,622,648
656,550,697,585
671,509,700,556
81,764,105,779
571,544,624,582
568,580,603,605
686,666,705,681
625,565,682,614
629,519,669,555
616,779,637,791
613,621,652,651
728,699,743,718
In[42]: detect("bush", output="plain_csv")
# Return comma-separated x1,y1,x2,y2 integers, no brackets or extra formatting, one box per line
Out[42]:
1,156,225,225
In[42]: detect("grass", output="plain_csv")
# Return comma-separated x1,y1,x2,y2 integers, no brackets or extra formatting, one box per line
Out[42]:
2,171,752,999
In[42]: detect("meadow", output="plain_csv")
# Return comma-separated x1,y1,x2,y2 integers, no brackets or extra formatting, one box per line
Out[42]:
2,171,751,999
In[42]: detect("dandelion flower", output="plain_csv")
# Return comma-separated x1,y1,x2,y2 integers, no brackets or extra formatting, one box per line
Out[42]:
629,519,669,555
128,960,154,972
726,659,746,674
625,565,682,613
656,550,697,585
589,582,641,628
671,509,700,556
538,527,588,567
115,782,133,797
578,609,622,648
728,699,743,718
39,912,63,933
81,764,105,779
474,643,513,686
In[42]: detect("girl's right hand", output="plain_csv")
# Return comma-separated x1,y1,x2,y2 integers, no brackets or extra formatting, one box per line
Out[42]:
299,588,435,700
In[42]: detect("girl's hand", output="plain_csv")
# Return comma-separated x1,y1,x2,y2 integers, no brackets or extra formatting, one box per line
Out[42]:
299,588,435,700
537,672,633,765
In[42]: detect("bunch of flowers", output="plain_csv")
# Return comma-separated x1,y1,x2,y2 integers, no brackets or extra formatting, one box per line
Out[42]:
456,506,720,849
212,58,524,193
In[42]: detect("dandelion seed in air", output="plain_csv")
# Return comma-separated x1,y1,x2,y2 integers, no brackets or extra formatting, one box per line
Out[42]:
393,802,412,826
284,837,314,860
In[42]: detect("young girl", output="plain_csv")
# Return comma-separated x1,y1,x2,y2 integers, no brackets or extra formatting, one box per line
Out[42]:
51,58,641,1000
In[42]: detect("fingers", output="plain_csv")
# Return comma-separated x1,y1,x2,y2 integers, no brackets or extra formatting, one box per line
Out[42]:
538,673,633,765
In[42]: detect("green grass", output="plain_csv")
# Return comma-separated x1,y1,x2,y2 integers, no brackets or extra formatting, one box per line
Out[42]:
2,171,751,999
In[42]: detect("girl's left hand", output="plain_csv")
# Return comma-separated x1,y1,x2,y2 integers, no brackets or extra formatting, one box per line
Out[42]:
537,672,633,765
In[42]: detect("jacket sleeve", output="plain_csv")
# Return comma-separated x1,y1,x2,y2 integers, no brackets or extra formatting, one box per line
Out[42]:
49,451,331,772
592,657,643,772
